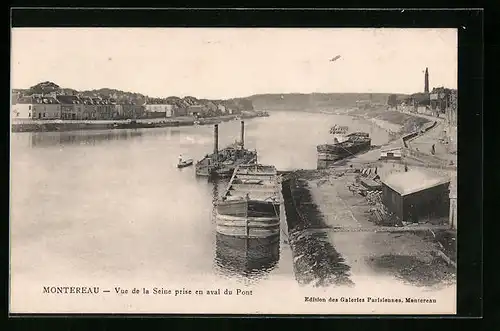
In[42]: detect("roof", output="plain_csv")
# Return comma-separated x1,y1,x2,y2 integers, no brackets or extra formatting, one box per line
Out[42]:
17,96,60,104
56,95,82,104
381,169,450,196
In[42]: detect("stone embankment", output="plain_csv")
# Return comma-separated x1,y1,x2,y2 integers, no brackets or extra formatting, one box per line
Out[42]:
11,112,264,133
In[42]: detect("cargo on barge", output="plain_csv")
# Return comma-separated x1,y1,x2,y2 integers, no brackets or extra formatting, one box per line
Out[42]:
215,164,281,239
317,131,372,168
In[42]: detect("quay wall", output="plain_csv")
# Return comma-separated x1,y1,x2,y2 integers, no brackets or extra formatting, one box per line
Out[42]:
280,170,353,287
11,113,263,133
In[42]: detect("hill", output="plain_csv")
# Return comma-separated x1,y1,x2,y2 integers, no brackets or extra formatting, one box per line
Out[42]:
245,93,409,111
13,82,255,113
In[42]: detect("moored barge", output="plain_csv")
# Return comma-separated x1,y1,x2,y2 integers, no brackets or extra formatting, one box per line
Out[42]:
195,121,258,178
215,164,281,239
317,131,372,168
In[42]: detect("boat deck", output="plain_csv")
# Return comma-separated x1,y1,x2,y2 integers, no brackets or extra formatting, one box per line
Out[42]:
215,164,281,238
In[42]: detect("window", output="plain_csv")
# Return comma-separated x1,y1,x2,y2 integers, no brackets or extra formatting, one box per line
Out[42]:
43,113,46,118
29,105,31,110
28,113,31,117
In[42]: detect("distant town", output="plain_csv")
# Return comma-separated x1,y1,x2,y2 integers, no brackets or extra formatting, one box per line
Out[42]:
11,81,255,121
11,68,457,129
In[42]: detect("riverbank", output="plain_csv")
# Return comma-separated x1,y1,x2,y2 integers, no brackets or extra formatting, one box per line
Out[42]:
11,111,266,133
346,107,431,140
280,168,456,288
278,108,455,287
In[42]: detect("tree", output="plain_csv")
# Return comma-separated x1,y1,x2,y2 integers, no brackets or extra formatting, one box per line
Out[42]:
28,81,60,95
387,94,398,108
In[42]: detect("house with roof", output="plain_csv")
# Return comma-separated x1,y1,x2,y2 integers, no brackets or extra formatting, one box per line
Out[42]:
56,95,84,120
80,96,97,120
381,168,451,224
12,95,61,120
90,97,117,120
144,98,174,118
119,100,145,119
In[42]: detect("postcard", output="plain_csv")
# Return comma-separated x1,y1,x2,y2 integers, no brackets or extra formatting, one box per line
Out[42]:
10,26,458,315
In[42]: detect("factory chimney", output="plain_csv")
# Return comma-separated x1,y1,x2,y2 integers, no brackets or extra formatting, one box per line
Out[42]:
424,67,429,93
213,124,219,156
240,121,245,148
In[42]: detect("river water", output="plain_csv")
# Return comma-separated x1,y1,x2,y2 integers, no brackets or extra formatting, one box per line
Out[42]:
13,111,433,314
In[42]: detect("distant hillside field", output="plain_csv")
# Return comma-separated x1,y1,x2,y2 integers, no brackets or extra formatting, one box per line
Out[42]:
245,93,409,111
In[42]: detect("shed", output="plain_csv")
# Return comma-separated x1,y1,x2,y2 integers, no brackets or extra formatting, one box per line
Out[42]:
381,169,450,223
380,147,402,160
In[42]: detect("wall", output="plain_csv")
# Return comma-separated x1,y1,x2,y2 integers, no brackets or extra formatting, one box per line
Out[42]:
12,104,31,119
143,111,166,119
382,184,404,220
402,183,450,223
32,104,61,120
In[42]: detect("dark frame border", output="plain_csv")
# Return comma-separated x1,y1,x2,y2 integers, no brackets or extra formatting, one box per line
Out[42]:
6,7,483,324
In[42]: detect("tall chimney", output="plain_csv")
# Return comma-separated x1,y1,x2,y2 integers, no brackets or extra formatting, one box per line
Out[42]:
240,120,245,148
424,67,429,93
213,124,219,156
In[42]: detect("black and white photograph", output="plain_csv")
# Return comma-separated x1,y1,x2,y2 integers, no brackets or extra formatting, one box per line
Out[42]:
10,26,458,314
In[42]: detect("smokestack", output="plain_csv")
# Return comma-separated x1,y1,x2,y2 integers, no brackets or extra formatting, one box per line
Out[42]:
213,124,219,156
240,120,245,148
424,67,429,93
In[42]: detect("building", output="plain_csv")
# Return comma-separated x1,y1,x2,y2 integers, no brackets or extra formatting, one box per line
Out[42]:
187,104,205,117
118,101,144,119
381,169,451,223
11,91,20,105
91,97,116,120
379,147,402,160
56,95,84,120
12,95,61,120
144,98,174,118
80,96,97,120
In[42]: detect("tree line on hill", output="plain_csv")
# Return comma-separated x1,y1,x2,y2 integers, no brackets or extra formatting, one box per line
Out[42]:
17,81,255,114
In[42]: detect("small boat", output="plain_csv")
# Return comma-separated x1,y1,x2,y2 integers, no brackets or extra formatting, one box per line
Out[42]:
177,159,193,168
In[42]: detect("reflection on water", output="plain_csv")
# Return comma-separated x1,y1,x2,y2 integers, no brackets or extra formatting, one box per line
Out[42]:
214,233,280,279
211,178,281,280
28,130,145,147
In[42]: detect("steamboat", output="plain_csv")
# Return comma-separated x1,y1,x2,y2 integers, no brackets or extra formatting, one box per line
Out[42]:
317,125,371,168
195,121,258,178
214,164,281,239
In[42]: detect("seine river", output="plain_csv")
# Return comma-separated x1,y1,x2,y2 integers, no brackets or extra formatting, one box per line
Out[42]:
10,111,392,302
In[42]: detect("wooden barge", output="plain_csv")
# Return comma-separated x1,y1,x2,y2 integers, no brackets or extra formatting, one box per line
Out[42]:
215,164,281,239
195,120,258,178
215,233,280,276
317,131,372,168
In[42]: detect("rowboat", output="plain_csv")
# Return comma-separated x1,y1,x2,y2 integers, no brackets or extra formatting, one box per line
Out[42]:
177,159,193,168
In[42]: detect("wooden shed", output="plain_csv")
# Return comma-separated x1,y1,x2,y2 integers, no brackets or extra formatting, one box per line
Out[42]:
381,169,450,223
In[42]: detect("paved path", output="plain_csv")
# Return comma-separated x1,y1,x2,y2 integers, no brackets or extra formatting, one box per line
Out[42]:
408,122,457,164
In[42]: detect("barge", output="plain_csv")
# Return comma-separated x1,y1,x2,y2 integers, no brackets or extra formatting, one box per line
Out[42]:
317,131,372,168
195,121,258,178
215,164,281,239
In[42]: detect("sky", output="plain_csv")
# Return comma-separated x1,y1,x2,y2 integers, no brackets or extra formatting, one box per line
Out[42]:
11,28,457,99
